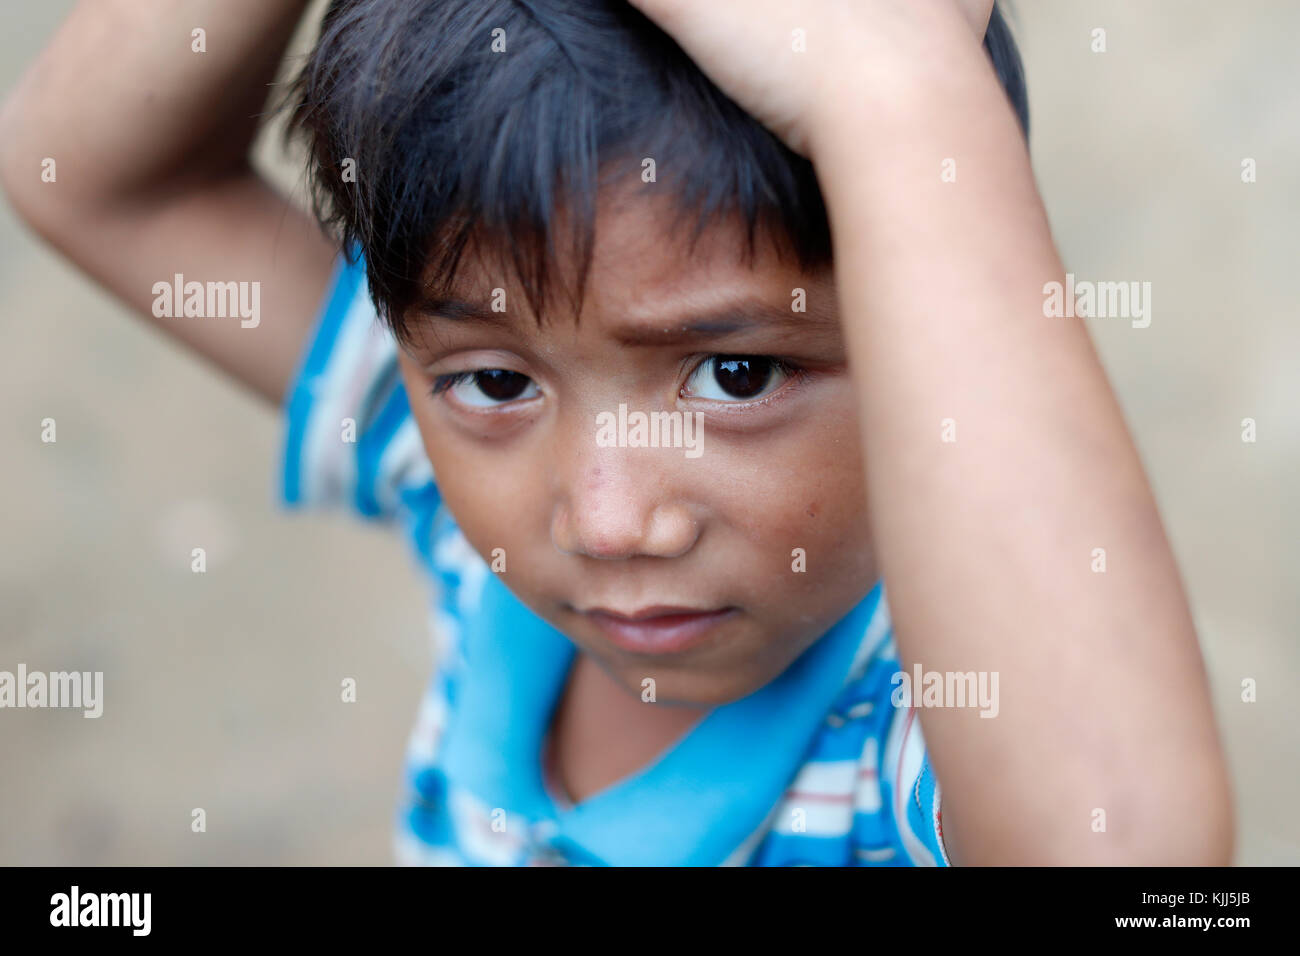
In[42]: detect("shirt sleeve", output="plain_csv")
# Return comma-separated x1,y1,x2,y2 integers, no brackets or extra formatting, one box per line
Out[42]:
882,704,951,866
280,251,434,522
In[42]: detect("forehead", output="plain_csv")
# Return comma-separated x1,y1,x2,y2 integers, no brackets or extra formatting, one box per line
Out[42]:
586,189,824,314
417,184,837,334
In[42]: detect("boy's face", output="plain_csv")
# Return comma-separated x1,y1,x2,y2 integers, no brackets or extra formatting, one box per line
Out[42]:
396,187,876,707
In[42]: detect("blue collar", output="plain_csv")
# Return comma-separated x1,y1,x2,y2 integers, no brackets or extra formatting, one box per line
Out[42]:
439,573,883,866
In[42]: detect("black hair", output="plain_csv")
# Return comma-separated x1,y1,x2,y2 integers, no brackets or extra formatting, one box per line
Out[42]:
288,0,1029,344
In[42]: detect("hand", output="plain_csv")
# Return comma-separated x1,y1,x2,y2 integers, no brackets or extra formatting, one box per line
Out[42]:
625,0,994,158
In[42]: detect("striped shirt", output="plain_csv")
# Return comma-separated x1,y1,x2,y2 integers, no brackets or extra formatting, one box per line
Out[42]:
281,253,950,866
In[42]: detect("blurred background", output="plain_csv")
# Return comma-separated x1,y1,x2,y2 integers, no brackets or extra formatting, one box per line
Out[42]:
0,0,1296,864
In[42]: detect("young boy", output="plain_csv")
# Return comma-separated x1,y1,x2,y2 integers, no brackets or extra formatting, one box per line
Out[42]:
0,0,1232,865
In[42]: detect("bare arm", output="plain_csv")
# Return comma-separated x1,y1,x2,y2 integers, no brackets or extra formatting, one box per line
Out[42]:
809,20,1232,866
0,0,336,404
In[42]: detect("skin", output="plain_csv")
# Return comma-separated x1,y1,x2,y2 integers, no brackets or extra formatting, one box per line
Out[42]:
396,185,876,711
0,0,333,404
2,0,1234,863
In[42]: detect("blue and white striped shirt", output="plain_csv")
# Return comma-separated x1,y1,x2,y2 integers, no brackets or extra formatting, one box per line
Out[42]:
280,253,950,866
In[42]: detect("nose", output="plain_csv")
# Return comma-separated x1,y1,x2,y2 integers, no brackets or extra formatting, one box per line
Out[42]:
551,445,700,560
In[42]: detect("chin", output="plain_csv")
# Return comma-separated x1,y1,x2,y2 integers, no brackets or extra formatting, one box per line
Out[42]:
606,657,768,709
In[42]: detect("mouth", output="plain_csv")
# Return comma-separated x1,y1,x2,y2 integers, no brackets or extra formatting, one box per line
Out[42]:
576,605,738,656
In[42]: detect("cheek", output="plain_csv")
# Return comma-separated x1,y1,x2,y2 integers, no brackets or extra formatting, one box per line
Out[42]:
717,401,875,606
425,434,537,555
401,369,541,564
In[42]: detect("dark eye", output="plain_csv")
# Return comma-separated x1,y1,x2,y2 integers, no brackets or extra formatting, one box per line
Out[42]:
474,369,531,401
684,355,791,402
435,369,540,407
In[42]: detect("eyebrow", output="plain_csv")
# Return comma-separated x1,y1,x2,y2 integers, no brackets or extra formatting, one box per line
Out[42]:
412,293,837,347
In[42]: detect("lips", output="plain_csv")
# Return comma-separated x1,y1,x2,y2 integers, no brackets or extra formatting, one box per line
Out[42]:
579,605,737,655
